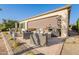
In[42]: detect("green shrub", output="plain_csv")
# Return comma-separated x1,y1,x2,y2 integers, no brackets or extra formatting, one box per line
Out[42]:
76,19,79,32
72,25,77,31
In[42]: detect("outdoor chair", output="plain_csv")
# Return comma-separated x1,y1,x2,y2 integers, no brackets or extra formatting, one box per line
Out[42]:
51,28,60,37
30,32,40,47
46,32,52,39
38,33,47,46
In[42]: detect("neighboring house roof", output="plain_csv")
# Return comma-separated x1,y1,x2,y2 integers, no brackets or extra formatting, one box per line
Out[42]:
19,5,71,23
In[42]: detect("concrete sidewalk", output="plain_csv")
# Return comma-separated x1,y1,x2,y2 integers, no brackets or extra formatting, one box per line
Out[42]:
1,32,14,55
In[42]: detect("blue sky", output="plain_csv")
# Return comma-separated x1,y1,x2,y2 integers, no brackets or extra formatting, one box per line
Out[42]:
0,4,79,24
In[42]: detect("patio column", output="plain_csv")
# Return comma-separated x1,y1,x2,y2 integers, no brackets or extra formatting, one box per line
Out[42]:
15,23,18,29
15,22,18,32
61,12,69,38
25,22,28,30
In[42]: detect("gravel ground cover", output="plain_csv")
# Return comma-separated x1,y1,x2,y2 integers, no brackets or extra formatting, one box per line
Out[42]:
61,36,79,55
3,32,38,55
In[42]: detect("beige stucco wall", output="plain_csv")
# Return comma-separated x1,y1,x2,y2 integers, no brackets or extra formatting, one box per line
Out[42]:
27,15,60,29
19,7,70,38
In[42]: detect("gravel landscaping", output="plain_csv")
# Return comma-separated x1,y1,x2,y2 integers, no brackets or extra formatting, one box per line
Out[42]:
2,32,40,55
61,36,79,55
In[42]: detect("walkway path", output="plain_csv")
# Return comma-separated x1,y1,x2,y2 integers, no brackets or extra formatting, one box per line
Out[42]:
0,39,8,54
1,32,14,55
0,32,7,54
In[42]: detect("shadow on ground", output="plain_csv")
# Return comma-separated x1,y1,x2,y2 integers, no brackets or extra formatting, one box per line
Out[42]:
69,30,79,37
47,37,65,46
14,46,45,55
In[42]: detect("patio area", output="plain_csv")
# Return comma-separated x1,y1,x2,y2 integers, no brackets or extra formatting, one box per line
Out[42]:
1,31,65,55
16,36,65,55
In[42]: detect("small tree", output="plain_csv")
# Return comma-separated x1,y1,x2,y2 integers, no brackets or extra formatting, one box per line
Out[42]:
76,18,79,32
0,19,18,31
0,24,5,31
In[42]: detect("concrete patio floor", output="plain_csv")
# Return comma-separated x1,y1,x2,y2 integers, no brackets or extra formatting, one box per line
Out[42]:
17,37,64,55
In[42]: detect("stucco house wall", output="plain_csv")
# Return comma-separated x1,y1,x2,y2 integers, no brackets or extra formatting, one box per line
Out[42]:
27,15,60,29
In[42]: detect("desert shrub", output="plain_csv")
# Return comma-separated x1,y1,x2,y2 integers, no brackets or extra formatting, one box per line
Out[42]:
72,25,77,31
28,28,36,31
9,37,13,40
0,36,2,39
73,41,76,44
3,32,8,35
12,41,21,48
12,41,18,48
5,32,8,34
